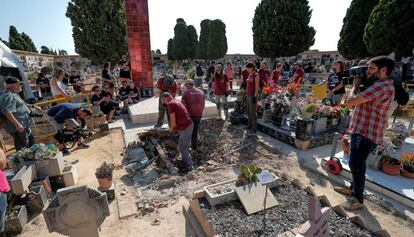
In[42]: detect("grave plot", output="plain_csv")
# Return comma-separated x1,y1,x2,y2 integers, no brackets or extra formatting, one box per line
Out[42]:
198,180,374,237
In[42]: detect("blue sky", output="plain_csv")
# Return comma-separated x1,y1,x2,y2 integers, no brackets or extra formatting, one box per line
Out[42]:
0,0,352,55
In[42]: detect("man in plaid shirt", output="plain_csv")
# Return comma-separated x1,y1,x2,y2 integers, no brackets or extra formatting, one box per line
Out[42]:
335,56,396,210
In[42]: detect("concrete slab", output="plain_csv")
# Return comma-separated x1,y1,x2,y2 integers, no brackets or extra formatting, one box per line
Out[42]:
118,201,137,219
236,182,278,215
128,96,217,124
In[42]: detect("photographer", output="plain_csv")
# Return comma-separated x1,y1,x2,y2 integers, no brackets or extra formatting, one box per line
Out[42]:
47,103,92,155
0,77,42,150
334,56,396,211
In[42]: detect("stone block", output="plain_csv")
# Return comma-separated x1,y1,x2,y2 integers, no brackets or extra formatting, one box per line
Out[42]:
30,176,52,198
159,177,176,189
10,164,37,195
35,152,65,177
99,123,110,133
235,182,278,215
98,186,115,201
4,205,28,236
62,165,78,187
21,185,48,215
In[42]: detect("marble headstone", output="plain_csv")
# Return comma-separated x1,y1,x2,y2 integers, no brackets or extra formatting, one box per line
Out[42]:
298,196,330,237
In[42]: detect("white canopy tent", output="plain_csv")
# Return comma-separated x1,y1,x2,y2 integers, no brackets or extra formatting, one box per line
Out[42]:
0,41,34,100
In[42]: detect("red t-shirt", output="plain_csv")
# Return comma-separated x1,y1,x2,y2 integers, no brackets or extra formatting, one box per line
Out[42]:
246,72,258,96
157,77,178,96
167,99,192,131
271,70,281,82
241,70,250,88
181,87,205,117
258,69,270,88
213,74,229,96
294,67,304,84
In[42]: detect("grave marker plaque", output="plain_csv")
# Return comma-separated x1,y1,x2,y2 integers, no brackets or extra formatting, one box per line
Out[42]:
43,185,110,237
298,196,330,237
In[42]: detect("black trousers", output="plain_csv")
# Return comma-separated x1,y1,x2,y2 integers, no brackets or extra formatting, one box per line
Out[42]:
191,116,201,150
12,127,34,151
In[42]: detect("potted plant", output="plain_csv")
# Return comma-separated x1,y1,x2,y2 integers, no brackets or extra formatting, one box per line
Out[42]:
95,162,115,189
400,152,414,179
236,163,262,187
302,103,317,121
381,155,401,176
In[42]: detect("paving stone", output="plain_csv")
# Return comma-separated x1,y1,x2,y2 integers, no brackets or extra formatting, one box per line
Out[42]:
235,182,278,215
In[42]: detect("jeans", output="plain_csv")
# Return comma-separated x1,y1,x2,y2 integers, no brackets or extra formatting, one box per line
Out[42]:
247,96,257,131
349,133,376,203
179,122,194,169
191,116,201,150
215,95,228,118
194,77,203,89
11,127,34,151
0,192,7,232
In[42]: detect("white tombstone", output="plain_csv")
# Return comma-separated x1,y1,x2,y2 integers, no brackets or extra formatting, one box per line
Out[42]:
43,185,110,237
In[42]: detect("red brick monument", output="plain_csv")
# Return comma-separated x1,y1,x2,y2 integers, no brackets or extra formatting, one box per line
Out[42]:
124,0,153,97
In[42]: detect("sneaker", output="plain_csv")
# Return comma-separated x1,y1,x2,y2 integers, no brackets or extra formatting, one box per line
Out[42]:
334,186,352,197
343,197,364,211
154,123,162,128
78,143,90,148
62,148,71,155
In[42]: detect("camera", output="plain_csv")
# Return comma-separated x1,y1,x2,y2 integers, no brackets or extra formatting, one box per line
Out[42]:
348,66,368,76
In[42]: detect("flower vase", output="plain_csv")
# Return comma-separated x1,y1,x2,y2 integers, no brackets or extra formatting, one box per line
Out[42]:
342,141,350,154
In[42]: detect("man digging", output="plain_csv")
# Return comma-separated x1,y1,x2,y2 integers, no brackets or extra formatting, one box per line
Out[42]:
162,92,194,174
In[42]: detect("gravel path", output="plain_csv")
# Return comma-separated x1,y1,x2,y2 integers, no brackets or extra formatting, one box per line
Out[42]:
200,181,374,237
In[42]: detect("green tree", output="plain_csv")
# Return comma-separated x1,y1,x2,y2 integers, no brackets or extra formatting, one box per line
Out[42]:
187,25,199,59
8,25,26,51
58,49,68,55
172,18,189,60
167,38,175,60
252,0,315,58
156,49,161,54
21,32,38,53
207,19,227,59
338,0,379,60
364,0,414,60
40,46,52,55
66,0,128,64
198,19,211,59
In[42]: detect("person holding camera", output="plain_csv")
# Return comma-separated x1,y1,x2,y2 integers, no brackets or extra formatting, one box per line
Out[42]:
155,74,178,128
325,60,346,105
335,56,396,211
212,64,230,120
245,61,260,135
0,76,42,150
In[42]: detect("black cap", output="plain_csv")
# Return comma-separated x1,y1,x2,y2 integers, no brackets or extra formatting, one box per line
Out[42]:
5,76,20,84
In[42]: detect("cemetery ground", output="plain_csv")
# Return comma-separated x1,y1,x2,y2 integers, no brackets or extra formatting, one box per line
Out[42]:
19,120,414,237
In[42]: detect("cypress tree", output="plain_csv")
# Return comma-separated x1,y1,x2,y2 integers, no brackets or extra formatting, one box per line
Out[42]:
8,26,26,51
364,0,414,59
252,0,315,58
167,38,175,60
21,32,38,53
187,25,199,59
338,0,379,60
172,19,189,60
207,19,227,60
66,0,128,64
198,19,211,60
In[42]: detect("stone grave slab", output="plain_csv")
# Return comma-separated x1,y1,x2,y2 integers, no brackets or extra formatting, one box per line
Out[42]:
235,182,278,215
43,185,110,237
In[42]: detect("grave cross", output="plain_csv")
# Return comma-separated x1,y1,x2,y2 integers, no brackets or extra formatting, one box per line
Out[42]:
298,196,330,237
43,185,110,237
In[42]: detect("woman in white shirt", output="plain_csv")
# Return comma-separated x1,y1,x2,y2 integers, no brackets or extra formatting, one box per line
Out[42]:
50,68,69,98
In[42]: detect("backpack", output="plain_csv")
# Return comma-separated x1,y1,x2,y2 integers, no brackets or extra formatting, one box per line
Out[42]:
393,81,409,105
390,63,409,105
196,65,203,77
